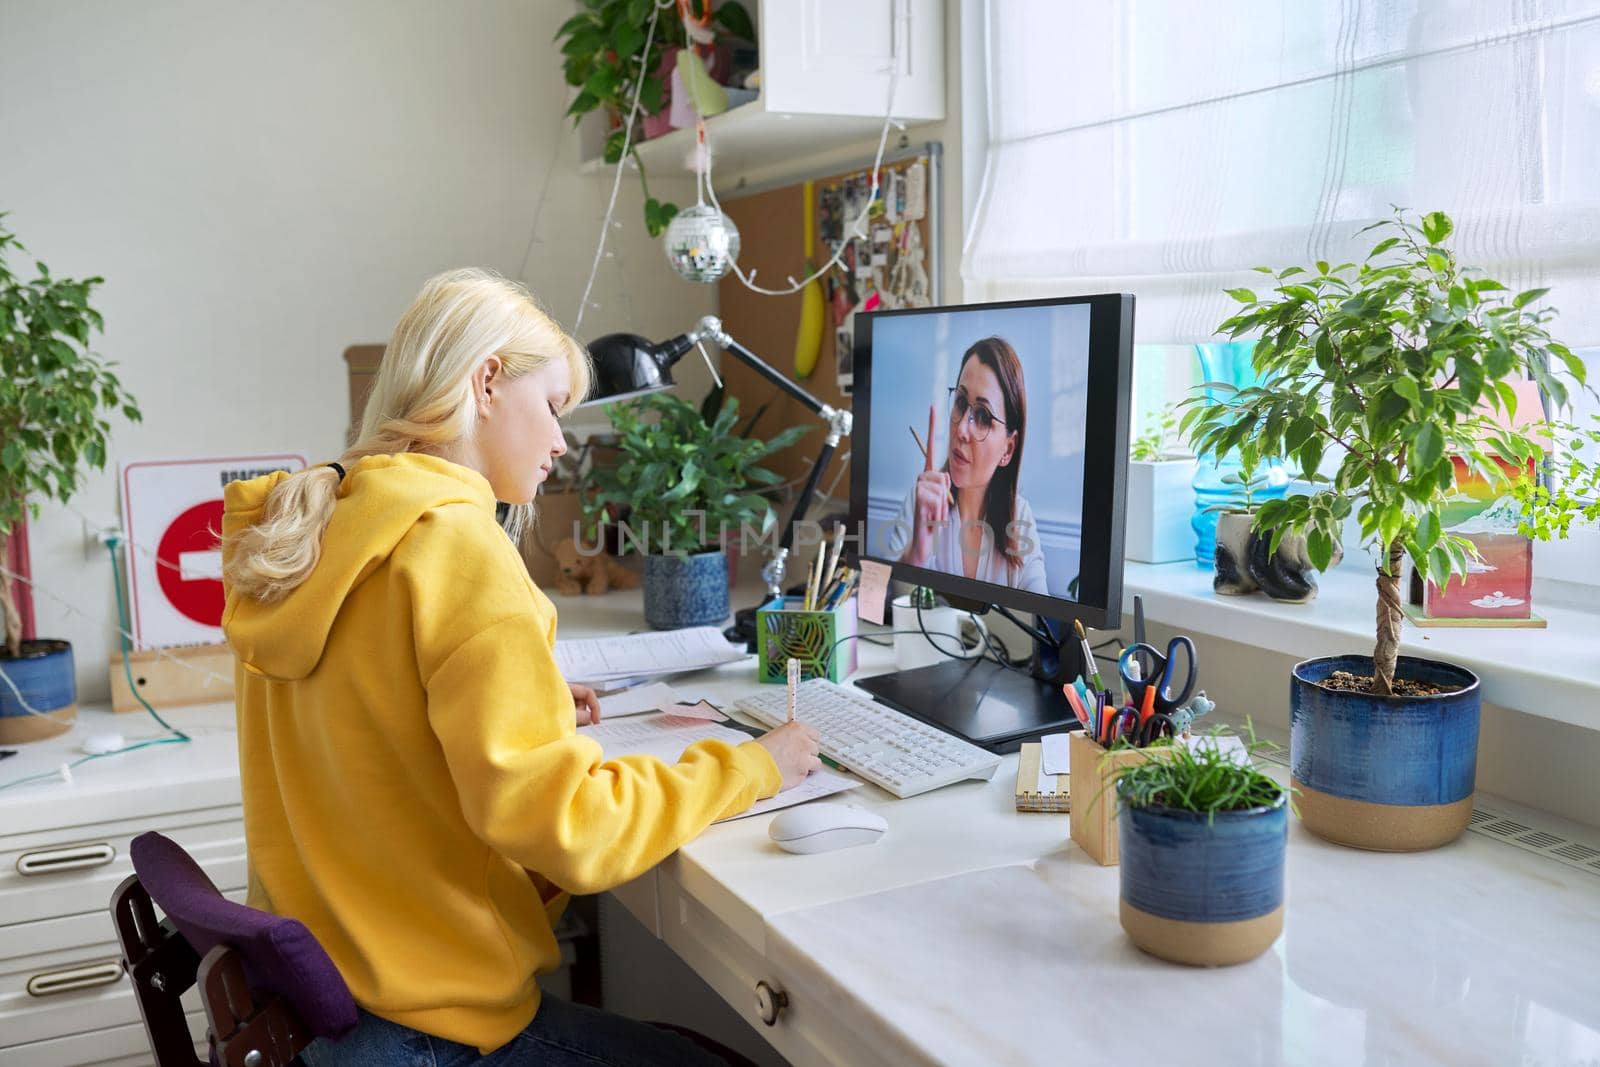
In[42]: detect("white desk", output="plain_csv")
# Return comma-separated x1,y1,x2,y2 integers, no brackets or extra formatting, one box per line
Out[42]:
6,596,1599,1067
555,589,1600,1067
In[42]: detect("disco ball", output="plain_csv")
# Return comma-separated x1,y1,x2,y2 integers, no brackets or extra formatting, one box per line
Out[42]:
664,204,741,283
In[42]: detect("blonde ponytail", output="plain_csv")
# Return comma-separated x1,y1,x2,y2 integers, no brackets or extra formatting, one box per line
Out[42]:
224,269,588,601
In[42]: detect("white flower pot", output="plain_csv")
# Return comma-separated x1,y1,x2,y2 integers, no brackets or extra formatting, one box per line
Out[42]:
1125,459,1196,564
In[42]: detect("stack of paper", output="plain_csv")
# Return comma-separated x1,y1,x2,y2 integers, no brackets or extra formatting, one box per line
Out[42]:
554,626,750,686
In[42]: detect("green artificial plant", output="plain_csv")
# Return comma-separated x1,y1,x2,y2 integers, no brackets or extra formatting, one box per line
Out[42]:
1185,209,1596,695
0,216,141,658
555,0,755,236
1112,726,1289,821
582,392,809,555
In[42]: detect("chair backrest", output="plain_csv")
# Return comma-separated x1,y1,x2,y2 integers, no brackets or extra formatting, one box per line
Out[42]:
111,831,357,1066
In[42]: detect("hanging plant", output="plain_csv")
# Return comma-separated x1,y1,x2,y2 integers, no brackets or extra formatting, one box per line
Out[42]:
555,0,755,237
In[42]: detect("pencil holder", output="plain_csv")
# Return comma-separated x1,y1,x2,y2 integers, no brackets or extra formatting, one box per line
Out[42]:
755,597,858,684
1068,731,1176,866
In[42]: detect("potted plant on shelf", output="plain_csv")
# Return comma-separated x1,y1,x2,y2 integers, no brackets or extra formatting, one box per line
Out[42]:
1185,209,1596,851
1114,730,1289,966
1210,468,1340,602
555,0,755,236
582,391,807,630
1125,403,1196,564
0,216,141,743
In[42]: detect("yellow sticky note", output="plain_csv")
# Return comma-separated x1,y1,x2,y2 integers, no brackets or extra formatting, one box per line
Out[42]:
857,560,892,625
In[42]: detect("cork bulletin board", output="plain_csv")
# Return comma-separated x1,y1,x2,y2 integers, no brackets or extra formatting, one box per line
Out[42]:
716,145,942,503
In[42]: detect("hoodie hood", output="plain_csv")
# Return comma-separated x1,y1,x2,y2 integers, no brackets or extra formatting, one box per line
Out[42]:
221,452,497,681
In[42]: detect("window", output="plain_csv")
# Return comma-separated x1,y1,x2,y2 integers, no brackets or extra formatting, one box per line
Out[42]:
964,0,1600,586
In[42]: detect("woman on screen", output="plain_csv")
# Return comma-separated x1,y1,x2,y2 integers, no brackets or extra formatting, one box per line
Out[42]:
889,336,1048,594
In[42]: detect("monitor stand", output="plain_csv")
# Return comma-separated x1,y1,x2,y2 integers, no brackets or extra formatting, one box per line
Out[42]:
856,657,1081,754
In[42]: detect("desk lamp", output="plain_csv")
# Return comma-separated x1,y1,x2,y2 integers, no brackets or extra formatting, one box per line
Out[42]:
581,316,852,648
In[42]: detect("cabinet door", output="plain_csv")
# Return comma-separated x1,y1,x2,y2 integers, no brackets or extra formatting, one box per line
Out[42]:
761,0,944,121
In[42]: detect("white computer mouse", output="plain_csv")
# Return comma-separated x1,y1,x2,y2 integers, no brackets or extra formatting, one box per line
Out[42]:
768,802,887,854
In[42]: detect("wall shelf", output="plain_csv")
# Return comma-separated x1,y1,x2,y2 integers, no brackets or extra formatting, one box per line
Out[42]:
578,0,943,188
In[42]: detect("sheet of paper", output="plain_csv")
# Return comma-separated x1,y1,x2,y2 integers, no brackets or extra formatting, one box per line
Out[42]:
1037,758,1060,794
664,700,726,721
857,560,892,625
1183,733,1252,767
578,714,860,821
597,682,681,720
555,626,749,684
1040,732,1072,776
722,767,862,822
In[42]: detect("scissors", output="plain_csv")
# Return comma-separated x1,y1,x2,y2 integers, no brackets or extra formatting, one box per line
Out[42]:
1106,708,1177,748
1118,637,1199,717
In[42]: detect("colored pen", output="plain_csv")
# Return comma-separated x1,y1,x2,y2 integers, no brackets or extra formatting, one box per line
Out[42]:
1073,619,1104,693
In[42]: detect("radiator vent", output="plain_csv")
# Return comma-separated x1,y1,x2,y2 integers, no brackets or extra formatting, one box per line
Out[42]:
1249,740,1600,878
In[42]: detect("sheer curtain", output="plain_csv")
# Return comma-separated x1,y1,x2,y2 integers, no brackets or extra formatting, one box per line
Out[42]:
963,0,1600,349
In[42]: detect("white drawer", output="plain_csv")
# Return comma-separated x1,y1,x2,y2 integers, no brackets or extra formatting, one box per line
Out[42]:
658,876,887,1067
0,936,207,1050
1,887,247,966
2,1011,205,1066
1,807,244,929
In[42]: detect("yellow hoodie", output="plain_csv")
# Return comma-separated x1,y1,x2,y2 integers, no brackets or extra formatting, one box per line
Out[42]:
221,453,780,1052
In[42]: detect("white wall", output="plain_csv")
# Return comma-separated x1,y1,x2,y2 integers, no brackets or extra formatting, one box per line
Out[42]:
0,0,714,702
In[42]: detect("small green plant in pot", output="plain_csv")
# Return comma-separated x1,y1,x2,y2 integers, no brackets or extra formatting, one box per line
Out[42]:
1185,209,1597,850
0,216,141,742
582,391,807,629
1126,403,1197,564
1113,730,1290,966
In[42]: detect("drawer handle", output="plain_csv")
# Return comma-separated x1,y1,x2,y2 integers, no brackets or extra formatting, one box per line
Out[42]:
27,960,125,997
755,980,789,1026
16,842,117,876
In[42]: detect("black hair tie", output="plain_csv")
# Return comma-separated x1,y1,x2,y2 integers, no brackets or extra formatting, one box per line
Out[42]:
327,462,346,481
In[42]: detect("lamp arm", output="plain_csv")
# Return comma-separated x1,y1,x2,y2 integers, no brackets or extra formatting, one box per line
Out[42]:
690,316,846,430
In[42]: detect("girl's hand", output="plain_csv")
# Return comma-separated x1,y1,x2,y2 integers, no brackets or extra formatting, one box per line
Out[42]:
570,683,601,726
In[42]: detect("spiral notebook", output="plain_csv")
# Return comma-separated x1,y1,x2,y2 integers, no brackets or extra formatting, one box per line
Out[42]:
1015,742,1070,813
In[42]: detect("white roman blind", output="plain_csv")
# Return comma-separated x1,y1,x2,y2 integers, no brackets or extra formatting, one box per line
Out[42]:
963,0,1600,347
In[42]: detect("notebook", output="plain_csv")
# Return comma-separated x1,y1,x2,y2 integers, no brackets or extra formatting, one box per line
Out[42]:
1015,742,1070,813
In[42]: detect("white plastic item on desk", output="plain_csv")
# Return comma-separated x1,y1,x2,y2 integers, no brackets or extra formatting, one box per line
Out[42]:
768,802,887,854
80,732,125,755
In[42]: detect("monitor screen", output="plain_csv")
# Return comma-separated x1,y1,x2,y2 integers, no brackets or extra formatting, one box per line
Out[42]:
850,294,1133,629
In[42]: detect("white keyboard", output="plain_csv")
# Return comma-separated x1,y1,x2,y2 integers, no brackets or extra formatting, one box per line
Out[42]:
733,678,1002,799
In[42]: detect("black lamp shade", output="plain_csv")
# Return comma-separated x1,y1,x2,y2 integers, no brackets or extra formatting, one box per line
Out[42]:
584,332,677,406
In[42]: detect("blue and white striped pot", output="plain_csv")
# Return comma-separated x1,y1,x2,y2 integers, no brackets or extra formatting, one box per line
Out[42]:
1291,655,1480,852
1117,791,1288,966
0,639,77,744
643,550,729,630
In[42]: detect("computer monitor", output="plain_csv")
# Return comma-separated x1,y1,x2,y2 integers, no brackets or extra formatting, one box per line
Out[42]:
848,294,1135,751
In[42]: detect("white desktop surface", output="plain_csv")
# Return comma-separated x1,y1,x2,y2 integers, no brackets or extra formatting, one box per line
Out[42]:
3,593,1595,1066
557,589,1600,1067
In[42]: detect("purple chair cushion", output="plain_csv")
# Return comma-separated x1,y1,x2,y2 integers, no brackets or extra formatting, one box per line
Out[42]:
129,832,358,1039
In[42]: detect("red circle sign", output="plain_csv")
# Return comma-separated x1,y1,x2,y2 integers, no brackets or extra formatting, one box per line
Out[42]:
155,500,225,626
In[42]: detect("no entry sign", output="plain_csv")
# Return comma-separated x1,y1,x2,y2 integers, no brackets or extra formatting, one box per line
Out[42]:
121,455,304,648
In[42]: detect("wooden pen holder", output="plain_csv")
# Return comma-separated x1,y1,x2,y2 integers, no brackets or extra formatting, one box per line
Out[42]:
755,596,859,684
1068,731,1174,866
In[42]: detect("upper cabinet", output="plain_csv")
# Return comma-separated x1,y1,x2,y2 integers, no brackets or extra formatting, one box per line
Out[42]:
580,0,944,185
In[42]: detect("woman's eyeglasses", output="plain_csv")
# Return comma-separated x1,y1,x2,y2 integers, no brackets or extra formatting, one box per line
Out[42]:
947,387,1008,442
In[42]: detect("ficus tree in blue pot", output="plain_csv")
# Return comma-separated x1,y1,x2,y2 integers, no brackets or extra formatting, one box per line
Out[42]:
582,390,808,630
1185,209,1597,851
0,216,141,743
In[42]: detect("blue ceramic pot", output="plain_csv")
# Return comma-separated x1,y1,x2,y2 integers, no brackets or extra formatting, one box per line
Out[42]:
643,550,730,630
0,639,77,743
1117,792,1288,966
1290,655,1480,851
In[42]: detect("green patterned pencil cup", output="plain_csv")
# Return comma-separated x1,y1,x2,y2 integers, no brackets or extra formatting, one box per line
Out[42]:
756,597,859,684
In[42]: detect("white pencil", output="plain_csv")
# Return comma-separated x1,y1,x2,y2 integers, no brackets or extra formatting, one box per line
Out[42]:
786,658,800,722
821,522,845,590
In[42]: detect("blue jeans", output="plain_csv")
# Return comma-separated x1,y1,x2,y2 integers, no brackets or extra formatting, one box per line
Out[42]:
301,997,735,1066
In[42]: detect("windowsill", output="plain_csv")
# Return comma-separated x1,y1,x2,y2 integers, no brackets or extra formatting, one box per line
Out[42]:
1124,560,1599,730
